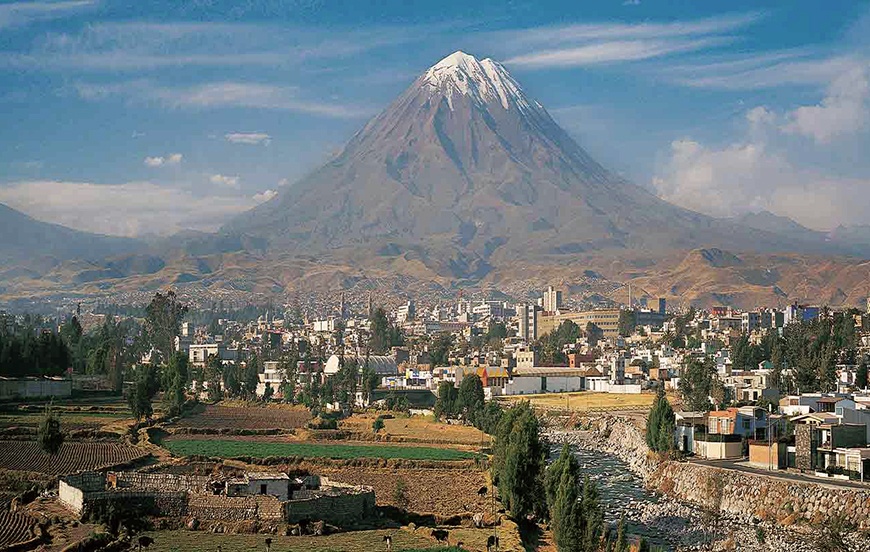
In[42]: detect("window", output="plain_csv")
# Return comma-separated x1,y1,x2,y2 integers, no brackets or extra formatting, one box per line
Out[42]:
742,419,751,430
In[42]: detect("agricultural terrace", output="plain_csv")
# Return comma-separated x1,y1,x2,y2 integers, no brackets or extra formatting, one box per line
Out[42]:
0,411,131,431
0,441,148,475
164,439,477,461
140,525,523,552
175,403,311,430
340,413,490,446
499,391,659,413
0,511,35,548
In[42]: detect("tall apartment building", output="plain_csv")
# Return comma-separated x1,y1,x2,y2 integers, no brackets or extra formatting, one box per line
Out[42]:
542,286,562,313
517,303,540,341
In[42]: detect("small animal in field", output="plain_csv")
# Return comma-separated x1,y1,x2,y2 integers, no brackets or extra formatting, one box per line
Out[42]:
137,536,154,551
265,537,272,552
431,528,449,543
477,486,488,496
383,534,392,551
486,535,500,552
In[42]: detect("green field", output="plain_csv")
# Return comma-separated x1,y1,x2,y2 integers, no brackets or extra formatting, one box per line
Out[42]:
165,439,476,461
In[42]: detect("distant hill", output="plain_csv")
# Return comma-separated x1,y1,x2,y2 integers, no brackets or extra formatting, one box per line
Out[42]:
0,203,141,265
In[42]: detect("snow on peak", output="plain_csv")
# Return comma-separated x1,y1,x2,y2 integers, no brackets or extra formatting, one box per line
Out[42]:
422,51,532,112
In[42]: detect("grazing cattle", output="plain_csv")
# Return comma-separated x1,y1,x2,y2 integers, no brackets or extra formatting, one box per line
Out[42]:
383,534,392,551
137,536,154,551
486,535,500,552
477,486,488,497
431,529,449,543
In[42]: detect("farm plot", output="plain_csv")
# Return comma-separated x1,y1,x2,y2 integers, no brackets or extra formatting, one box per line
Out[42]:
164,439,476,461
0,511,35,548
0,440,148,475
340,414,489,446
0,412,130,431
176,404,311,430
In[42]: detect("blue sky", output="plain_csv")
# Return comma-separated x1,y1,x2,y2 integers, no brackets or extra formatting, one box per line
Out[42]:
0,0,869,236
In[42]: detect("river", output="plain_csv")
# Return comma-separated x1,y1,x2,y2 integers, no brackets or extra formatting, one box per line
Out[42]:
556,446,689,550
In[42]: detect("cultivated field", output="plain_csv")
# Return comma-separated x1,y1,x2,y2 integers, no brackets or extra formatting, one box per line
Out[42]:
164,439,476,461
0,511,35,548
0,440,148,475
140,525,522,552
341,413,490,446
176,404,311,430
499,391,658,412
0,411,130,431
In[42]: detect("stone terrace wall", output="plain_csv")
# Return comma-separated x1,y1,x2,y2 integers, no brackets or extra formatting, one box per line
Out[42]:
284,488,375,526
111,472,211,493
187,494,284,521
564,414,870,530
651,462,870,530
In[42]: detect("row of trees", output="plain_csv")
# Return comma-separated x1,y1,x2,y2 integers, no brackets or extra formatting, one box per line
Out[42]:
433,373,503,434
493,402,655,551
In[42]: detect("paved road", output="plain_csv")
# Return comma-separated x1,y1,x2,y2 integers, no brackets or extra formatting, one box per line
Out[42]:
687,457,870,490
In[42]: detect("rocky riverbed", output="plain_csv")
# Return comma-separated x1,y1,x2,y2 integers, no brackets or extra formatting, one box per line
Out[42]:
545,417,870,552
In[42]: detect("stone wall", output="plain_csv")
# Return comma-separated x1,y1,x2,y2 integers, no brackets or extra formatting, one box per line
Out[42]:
565,414,870,530
650,461,870,529
284,488,375,526
110,472,211,493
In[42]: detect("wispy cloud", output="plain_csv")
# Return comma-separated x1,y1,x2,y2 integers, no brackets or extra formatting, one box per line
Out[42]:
0,1,94,30
664,53,864,90
75,80,369,119
225,132,272,145
496,12,762,68
0,20,423,71
507,37,733,68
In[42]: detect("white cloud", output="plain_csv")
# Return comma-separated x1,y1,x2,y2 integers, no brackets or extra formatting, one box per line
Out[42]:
497,12,761,68
252,189,277,203
143,153,183,167
210,174,240,188
0,180,254,237
75,80,367,119
225,132,271,145
783,66,870,143
0,1,94,30
506,37,731,68
653,124,870,231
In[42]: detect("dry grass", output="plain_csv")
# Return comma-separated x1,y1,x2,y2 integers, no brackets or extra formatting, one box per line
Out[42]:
498,391,657,412
175,404,311,430
140,525,523,552
341,413,489,446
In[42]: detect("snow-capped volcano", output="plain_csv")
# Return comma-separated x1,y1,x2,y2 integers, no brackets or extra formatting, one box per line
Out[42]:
224,51,813,278
421,51,534,111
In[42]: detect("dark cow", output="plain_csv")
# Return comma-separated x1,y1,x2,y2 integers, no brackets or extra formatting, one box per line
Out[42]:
431,529,449,543
477,486,488,497
383,534,393,551
486,535,500,551
137,536,154,551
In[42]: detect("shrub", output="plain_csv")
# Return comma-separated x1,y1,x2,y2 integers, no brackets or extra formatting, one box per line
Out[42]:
372,417,385,433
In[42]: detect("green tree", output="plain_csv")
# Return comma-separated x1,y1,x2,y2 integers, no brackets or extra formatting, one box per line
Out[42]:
434,381,459,419
369,307,403,355
223,361,241,398
262,384,274,402
679,358,714,411
547,444,604,552
162,352,189,416
144,290,188,365
429,332,454,367
458,373,485,419
38,404,65,455
128,377,154,422
204,354,223,402
856,359,868,390
618,310,636,338
493,401,546,520
646,386,675,452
